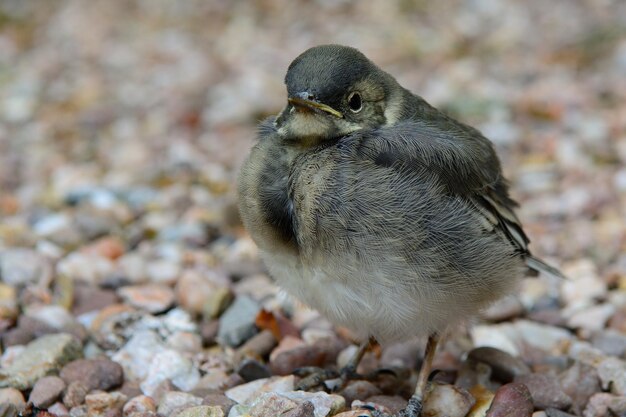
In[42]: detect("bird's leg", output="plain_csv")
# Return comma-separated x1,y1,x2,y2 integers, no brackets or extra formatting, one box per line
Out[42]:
367,333,439,417
295,337,375,391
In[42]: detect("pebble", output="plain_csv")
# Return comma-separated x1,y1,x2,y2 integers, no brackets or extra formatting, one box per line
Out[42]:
236,329,278,359
468,346,531,383
422,383,475,417
174,270,232,317
596,356,626,395
235,358,272,382
174,406,225,417
57,252,116,285
567,303,615,332
362,395,407,414
118,284,175,313
560,260,606,309
48,402,70,415
72,283,119,316
281,391,346,417
140,349,201,396
85,391,127,416
157,391,203,416
63,381,89,408
123,395,157,415
225,375,295,405
558,361,601,414
0,388,25,410
0,284,18,322
202,393,235,414
584,393,626,417
0,333,82,390
485,383,533,417
0,404,18,417
270,336,344,376
514,373,572,410
60,358,124,391
166,331,203,353
29,375,66,408
0,248,53,287
340,380,382,405
590,329,626,358
216,295,261,347
247,392,298,416
280,401,315,417
481,295,525,322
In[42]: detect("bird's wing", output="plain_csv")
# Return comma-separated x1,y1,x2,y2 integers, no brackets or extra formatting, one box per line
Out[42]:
354,120,565,278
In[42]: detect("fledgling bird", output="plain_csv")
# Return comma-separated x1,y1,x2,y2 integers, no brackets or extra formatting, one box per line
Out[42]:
238,44,562,417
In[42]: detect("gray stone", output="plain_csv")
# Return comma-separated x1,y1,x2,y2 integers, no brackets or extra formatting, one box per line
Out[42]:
515,373,572,410
60,358,124,391
0,333,82,390
468,346,531,383
217,296,260,347
486,383,533,417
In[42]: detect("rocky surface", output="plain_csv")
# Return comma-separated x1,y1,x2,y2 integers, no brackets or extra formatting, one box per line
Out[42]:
0,1,625,416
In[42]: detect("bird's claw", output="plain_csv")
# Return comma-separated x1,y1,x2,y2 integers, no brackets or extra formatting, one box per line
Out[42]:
294,366,339,390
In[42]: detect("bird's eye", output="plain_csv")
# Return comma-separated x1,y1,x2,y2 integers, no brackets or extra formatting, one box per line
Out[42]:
347,92,362,113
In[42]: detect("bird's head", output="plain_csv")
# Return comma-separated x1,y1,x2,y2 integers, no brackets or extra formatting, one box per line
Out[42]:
275,44,408,145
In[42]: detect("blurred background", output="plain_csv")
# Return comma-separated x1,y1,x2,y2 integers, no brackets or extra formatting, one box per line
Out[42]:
0,1,625,414
1,0,625,272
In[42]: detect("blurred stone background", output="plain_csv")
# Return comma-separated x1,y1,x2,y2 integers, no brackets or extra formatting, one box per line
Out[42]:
0,1,625,416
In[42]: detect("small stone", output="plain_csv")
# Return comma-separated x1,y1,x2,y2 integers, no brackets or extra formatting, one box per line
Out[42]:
468,347,531,383
0,404,18,417
0,388,25,410
247,392,298,416
194,369,230,391
0,283,17,322
85,391,127,416
29,376,66,408
57,252,116,285
270,336,344,376
173,405,225,417
60,358,124,392
280,401,315,417
590,330,626,358
217,296,260,347
175,271,231,317
544,409,577,417
596,356,626,395
422,382,475,417
140,349,201,396
63,381,89,408
236,358,271,382
166,331,203,353
202,393,235,414
48,402,70,415
225,375,295,405
0,248,53,287
82,236,125,260
561,260,606,309
486,383,533,417
112,330,163,382
340,380,382,405
118,284,175,313
72,283,119,316
584,393,626,417
559,361,601,414
0,333,82,390
567,304,615,332
123,395,156,415
236,329,277,359
514,373,572,410
69,404,89,417
281,391,346,416
157,391,203,416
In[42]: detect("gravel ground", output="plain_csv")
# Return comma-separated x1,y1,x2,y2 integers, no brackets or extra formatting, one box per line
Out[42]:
0,1,625,416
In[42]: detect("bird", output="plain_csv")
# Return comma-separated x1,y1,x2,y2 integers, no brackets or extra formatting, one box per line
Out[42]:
237,44,563,417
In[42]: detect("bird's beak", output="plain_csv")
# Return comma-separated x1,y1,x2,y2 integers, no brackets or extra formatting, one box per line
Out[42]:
288,97,343,119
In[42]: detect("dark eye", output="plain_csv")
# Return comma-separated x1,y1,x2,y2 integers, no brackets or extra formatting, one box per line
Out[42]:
347,92,362,113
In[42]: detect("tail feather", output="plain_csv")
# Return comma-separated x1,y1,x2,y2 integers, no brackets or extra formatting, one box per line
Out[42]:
526,256,567,280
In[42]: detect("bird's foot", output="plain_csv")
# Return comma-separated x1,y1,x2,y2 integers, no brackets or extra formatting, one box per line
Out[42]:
359,395,422,417
294,364,365,391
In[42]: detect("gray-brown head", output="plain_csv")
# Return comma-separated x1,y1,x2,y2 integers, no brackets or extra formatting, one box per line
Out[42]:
275,44,411,145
